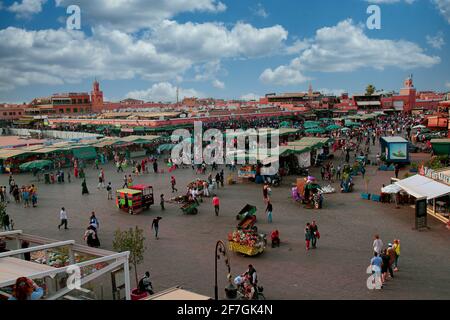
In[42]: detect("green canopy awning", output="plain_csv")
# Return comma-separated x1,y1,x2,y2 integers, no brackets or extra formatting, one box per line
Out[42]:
19,160,53,172
157,144,175,153
305,128,325,134
326,124,342,131
133,126,145,132
72,146,98,160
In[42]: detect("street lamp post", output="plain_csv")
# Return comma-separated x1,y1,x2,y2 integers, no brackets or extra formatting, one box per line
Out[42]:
214,240,237,300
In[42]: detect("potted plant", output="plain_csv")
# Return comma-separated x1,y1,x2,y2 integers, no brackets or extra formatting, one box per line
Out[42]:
409,162,418,173
113,226,146,300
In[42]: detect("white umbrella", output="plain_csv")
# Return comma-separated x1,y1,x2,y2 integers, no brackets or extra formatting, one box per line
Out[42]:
381,184,402,194
412,125,426,129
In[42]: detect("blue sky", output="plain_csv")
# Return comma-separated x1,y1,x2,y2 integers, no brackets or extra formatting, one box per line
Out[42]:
0,0,449,103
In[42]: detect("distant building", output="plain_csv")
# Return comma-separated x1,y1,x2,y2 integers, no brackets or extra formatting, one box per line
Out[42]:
0,104,26,120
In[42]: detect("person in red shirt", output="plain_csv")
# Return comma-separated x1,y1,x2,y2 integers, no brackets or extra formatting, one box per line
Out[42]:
271,230,280,248
212,196,220,216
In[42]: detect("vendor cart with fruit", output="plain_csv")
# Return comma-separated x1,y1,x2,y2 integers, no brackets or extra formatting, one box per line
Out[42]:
228,204,265,256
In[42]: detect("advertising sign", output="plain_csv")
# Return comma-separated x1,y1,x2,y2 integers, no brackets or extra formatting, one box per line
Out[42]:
389,143,407,160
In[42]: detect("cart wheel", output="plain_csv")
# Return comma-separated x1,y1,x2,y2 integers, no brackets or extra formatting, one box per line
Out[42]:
192,208,198,215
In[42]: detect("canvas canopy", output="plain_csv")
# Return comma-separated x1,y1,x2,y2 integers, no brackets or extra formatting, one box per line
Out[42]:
395,174,450,200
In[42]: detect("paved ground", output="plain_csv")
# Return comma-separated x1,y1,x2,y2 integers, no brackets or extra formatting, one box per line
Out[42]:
3,139,450,300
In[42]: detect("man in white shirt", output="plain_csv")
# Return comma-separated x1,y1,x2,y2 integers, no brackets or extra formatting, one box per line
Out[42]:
373,234,383,255
58,207,68,230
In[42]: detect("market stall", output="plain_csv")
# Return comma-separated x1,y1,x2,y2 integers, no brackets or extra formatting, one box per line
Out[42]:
228,205,265,256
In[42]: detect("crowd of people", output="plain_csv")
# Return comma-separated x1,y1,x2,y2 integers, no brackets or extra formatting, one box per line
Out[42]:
370,234,401,289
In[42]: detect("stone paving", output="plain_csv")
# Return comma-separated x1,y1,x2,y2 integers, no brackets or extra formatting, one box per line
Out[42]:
3,141,450,300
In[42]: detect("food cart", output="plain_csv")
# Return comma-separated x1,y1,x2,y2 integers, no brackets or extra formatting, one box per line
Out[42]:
129,184,154,208
238,165,256,182
168,195,200,215
228,205,265,256
116,185,154,215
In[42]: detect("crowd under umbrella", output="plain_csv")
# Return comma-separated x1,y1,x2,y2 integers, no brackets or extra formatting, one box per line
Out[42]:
280,121,291,128
19,159,53,172
305,128,326,134
326,124,342,131
303,121,321,129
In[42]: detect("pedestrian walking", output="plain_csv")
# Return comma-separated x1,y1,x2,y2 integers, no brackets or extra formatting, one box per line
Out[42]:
84,225,100,248
265,201,273,223
394,163,400,179
160,194,165,211
393,239,400,271
89,212,99,230
171,176,178,193
215,172,221,189
219,170,224,187
151,216,162,239
2,212,11,231
361,166,366,180
373,234,383,256
106,182,113,200
122,174,128,188
81,178,89,195
153,161,158,173
320,166,325,180
97,174,103,190
305,223,312,251
58,207,68,230
310,220,319,249
387,243,395,279
212,195,220,216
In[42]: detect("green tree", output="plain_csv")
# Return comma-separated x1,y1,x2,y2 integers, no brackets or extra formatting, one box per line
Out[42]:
113,226,146,286
365,84,376,96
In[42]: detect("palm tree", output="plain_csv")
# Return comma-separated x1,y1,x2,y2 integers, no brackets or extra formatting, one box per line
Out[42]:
365,84,376,96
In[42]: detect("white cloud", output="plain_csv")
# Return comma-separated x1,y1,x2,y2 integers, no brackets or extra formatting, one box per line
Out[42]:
433,0,450,24
0,27,191,91
426,32,445,49
8,0,46,18
240,93,261,101
0,19,289,91
151,20,288,62
298,19,440,72
125,82,204,102
260,65,311,86
251,3,268,18
260,19,441,86
55,0,226,32
285,39,310,55
212,79,225,89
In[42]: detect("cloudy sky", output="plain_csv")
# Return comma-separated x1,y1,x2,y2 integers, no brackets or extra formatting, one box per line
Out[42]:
0,0,449,103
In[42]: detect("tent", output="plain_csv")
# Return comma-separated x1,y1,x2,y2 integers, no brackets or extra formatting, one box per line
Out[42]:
72,146,98,160
381,184,402,194
395,174,450,200
326,124,341,131
19,160,53,171
305,128,325,134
